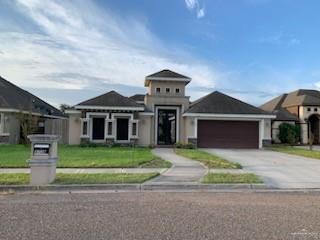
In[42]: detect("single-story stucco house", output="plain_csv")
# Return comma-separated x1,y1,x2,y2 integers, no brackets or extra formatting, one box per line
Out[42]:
66,70,275,148
0,76,66,144
261,89,320,144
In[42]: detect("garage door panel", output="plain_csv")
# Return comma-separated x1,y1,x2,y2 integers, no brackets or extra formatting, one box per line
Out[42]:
197,120,259,148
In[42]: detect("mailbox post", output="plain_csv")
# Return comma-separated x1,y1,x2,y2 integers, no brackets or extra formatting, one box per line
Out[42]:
27,134,60,185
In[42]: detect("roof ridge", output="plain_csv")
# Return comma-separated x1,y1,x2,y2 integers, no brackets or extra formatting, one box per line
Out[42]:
187,91,269,115
76,90,141,108
0,76,63,116
216,91,269,113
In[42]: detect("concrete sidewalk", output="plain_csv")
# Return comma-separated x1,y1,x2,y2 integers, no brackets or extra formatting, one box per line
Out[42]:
0,168,166,174
148,148,207,184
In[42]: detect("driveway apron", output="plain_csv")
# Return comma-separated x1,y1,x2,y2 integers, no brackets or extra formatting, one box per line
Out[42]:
205,149,320,189
149,148,207,184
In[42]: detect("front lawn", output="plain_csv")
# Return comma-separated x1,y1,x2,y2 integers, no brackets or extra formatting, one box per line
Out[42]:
0,173,159,185
174,149,241,169
0,173,29,185
0,145,171,168
202,173,262,184
270,146,320,160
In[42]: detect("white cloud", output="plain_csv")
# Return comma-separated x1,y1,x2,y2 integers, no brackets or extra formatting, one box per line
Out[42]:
259,32,301,47
184,0,205,19
197,8,205,18
0,0,218,101
185,0,197,10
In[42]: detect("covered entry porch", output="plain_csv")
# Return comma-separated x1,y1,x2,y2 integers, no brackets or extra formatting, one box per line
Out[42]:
80,112,139,144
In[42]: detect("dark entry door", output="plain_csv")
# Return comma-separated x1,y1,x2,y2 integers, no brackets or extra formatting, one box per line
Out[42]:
117,118,129,141
309,115,320,144
157,109,177,145
92,118,105,140
197,120,259,148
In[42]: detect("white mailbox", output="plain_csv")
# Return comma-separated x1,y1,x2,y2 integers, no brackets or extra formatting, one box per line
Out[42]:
27,135,60,185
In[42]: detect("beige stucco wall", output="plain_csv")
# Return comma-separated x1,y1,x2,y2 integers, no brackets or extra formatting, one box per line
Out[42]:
6,114,20,144
145,95,190,110
137,115,153,146
264,119,271,140
148,81,186,97
299,106,320,120
145,80,190,145
183,116,196,143
68,113,81,145
298,106,320,144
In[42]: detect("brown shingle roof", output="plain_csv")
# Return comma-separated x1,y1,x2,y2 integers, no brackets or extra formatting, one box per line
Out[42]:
186,91,270,115
146,69,190,79
76,91,143,108
145,69,191,86
282,89,320,107
260,94,299,121
0,76,64,117
129,94,145,102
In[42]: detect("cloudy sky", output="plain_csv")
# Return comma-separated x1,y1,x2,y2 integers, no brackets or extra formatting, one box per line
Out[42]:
1,0,320,107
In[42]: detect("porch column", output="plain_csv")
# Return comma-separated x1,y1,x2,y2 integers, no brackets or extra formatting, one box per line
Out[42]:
300,122,308,144
259,119,264,148
0,113,4,134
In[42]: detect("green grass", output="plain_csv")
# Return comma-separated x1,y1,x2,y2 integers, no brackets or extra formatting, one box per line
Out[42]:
0,145,170,168
270,146,320,159
202,173,262,184
53,173,159,184
0,173,29,185
0,173,159,185
174,149,241,169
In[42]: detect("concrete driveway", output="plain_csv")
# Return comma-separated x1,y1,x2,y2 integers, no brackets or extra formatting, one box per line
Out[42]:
204,149,320,189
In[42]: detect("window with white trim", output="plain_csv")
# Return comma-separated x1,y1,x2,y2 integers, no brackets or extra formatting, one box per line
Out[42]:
131,120,139,138
0,113,3,134
107,121,113,136
81,118,89,137
132,122,137,136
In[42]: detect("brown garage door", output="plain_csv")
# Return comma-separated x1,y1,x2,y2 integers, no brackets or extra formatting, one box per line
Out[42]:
197,120,259,148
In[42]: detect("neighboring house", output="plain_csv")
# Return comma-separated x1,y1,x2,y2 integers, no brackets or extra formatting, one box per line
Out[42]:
261,89,320,144
66,69,275,148
0,76,66,144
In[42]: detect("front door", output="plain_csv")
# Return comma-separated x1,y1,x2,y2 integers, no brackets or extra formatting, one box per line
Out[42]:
157,109,177,145
117,118,129,141
92,118,105,140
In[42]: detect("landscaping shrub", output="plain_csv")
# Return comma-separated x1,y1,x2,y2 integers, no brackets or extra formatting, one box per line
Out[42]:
174,142,196,149
278,123,300,145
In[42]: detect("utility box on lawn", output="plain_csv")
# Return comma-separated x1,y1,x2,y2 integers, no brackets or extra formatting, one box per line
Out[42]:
27,135,60,185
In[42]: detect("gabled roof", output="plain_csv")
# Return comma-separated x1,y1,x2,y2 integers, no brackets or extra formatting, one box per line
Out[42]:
75,91,144,110
281,89,320,107
186,91,271,115
260,94,299,121
0,76,64,118
145,69,191,86
129,94,145,102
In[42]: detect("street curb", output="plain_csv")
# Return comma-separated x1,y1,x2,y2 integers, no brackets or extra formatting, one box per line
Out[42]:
0,183,270,193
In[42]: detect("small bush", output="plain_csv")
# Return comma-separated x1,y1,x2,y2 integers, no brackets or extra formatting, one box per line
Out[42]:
278,123,300,145
174,142,196,149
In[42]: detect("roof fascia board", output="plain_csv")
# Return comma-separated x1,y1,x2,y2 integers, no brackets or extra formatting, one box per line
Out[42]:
145,77,191,81
183,113,276,119
74,105,144,111
0,108,66,119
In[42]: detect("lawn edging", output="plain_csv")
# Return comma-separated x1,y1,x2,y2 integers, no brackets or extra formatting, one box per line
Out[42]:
0,183,270,193
174,148,242,169
269,145,320,160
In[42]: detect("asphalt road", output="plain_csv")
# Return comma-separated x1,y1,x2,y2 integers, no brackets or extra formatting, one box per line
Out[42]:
1,191,320,240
